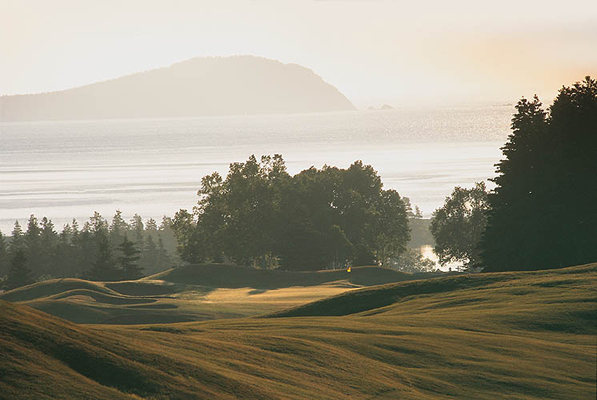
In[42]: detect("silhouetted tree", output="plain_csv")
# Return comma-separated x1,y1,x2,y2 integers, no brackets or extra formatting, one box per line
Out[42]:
5,249,34,290
118,236,142,280
89,211,109,233
39,217,58,277
88,232,119,281
146,218,158,232
10,221,25,253
21,214,46,277
431,182,488,270
481,77,597,271
110,210,129,247
0,231,9,276
130,214,144,245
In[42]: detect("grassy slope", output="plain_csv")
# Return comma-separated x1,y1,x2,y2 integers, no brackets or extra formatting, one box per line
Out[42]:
0,265,430,324
1,263,595,399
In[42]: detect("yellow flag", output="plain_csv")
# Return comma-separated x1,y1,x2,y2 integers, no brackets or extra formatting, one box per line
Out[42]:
347,266,351,273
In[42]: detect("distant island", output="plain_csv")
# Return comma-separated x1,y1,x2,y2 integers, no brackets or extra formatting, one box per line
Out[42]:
0,56,355,121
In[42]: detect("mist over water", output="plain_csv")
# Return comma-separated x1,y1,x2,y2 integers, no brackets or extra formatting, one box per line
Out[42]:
0,105,511,233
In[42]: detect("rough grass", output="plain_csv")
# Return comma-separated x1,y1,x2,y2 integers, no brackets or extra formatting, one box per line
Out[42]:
1,263,595,399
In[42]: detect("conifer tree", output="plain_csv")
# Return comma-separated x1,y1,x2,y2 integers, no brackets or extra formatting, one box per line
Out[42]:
130,214,145,244
5,249,34,290
39,217,58,276
88,232,120,281
118,236,142,280
110,210,129,247
0,231,9,276
10,221,24,253
146,218,158,232
24,215,42,277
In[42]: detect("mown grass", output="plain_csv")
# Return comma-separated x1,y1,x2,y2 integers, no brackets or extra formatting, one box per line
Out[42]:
1,263,595,399
0,264,428,324
148,263,428,288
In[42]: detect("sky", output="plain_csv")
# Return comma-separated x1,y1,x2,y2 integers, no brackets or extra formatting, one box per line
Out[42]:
1,0,596,107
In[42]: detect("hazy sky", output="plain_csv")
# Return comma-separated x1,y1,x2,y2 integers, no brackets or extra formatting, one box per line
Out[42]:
2,0,596,107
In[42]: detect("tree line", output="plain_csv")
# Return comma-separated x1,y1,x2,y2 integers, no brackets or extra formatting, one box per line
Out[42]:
0,212,177,289
172,156,411,270
430,76,596,272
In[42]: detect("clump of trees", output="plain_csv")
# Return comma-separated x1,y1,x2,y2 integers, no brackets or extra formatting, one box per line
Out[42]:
430,76,596,272
0,212,177,288
173,155,411,270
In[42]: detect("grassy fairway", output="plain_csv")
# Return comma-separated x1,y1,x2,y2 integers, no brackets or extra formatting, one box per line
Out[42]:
1,263,595,399
0,264,429,324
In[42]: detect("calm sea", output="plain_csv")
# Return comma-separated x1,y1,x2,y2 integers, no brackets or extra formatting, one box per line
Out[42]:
0,106,512,233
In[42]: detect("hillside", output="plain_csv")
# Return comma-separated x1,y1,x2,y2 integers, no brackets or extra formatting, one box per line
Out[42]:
0,56,355,121
1,263,595,399
0,265,429,324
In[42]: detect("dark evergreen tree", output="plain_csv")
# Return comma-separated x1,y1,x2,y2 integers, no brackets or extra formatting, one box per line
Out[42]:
0,231,9,276
481,77,597,271
10,221,25,253
118,236,142,280
110,210,129,247
5,249,34,290
130,214,145,245
88,232,120,281
24,214,42,277
480,97,547,271
89,211,109,233
39,217,59,277
146,218,158,232
56,223,78,277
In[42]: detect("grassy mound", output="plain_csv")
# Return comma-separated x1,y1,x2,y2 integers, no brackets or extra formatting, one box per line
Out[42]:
0,279,118,302
267,265,596,318
1,263,595,399
0,278,188,324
